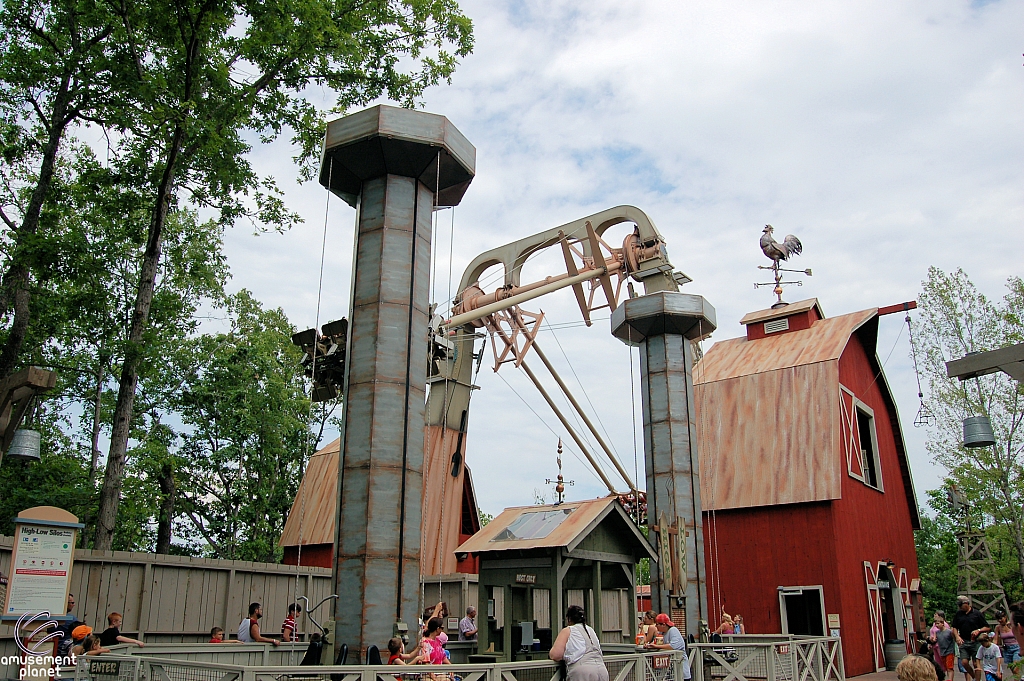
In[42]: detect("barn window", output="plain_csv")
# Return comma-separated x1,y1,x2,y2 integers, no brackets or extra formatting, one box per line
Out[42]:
857,406,882,490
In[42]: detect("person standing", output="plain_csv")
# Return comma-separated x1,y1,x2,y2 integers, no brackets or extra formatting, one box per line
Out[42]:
238,602,280,646
281,603,302,642
646,614,692,681
459,606,478,642
55,594,82,659
976,633,1004,681
549,605,609,681
953,596,991,681
936,619,957,680
995,612,1020,667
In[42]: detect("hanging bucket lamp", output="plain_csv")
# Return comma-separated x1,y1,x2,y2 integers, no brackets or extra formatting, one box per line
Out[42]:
6,429,41,463
963,416,996,448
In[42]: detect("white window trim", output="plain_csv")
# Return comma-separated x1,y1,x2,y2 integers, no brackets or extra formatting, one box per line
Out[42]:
778,584,827,637
855,399,884,492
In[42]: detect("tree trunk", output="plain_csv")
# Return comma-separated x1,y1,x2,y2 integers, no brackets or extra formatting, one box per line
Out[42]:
94,124,184,551
155,461,175,554
89,363,105,484
0,79,75,378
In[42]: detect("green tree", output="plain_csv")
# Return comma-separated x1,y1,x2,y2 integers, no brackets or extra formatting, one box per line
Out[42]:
93,0,474,551
173,290,315,561
1,147,227,548
0,0,126,376
915,268,1024,584
916,489,962,616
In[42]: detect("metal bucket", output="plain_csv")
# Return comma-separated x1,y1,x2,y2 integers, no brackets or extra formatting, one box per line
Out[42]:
963,416,996,448
6,429,41,462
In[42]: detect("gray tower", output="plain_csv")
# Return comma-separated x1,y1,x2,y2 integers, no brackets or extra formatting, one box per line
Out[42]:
319,105,474,661
612,291,715,635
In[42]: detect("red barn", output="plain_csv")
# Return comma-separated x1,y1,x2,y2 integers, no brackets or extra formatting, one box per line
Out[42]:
694,299,923,676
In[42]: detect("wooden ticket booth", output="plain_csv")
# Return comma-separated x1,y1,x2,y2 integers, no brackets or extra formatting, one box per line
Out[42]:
456,497,656,662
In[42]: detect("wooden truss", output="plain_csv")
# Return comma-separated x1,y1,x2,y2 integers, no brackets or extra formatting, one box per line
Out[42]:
958,531,1010,620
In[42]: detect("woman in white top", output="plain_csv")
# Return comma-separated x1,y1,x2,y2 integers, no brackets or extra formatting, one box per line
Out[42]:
549,605,609,681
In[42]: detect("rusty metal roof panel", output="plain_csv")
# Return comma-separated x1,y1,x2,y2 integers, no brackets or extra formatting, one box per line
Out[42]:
279,438,339,547
695,308,877,385
457,497,651,556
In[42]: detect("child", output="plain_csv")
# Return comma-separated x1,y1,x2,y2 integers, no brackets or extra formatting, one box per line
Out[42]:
936,619,957,681
210,626,243,644
388,637,408,665
282,603,302,642
978,633,1004,681
898,655,943,681
70,625,93,656
82,635,111,656
100,612,145,648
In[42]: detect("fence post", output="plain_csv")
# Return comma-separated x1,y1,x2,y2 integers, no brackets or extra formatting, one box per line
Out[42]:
767,645,776,681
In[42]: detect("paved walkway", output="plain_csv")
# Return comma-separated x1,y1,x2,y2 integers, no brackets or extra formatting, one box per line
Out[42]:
849,672,898,681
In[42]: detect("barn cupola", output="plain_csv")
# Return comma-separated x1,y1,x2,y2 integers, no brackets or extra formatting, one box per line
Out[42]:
740,298,825,340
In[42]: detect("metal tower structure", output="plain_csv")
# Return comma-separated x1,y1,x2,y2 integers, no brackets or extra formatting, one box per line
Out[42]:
949,487,1010,621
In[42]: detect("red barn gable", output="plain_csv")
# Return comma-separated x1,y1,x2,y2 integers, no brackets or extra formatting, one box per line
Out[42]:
694,299,922,676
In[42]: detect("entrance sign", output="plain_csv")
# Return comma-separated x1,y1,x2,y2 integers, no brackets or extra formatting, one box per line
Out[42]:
2,507,82,620
89,660,121,677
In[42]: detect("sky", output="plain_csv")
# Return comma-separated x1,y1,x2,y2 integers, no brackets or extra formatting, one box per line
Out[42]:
226,0,1024,518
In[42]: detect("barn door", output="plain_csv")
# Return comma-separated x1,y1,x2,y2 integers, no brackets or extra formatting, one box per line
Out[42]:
864,561,885,672
898,568,914,654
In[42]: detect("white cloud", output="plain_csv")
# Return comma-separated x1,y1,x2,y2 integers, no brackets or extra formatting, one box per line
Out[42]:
231,0,1024,517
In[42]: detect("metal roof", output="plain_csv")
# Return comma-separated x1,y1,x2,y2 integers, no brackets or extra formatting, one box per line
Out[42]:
456,497,657,560
738,298,825,326
695,307,876,385
279,438,339,547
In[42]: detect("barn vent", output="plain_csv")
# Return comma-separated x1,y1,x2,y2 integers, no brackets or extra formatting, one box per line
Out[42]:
764,318,790,334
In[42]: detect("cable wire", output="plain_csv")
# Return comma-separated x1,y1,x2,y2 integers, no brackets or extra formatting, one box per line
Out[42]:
495,371,611,488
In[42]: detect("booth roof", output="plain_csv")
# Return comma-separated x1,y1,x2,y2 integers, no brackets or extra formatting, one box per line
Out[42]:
456,496,656,560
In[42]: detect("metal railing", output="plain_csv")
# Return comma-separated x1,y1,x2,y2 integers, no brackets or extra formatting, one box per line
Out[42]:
72,638,843,681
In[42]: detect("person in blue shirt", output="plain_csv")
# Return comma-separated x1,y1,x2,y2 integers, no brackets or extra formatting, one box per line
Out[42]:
645,614,691,680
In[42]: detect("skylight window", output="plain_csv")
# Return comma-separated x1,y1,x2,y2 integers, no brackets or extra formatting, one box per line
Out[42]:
492,508,574,541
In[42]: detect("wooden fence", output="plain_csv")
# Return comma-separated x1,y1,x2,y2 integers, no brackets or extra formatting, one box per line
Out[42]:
0,535,333,643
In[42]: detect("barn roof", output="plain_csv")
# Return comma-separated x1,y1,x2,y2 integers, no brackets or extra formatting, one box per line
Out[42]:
279,438,339,547
696,306,876,383
695,300,920,527
456,497,656,560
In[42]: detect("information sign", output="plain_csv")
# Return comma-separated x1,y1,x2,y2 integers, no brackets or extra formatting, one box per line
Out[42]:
1,506,82,620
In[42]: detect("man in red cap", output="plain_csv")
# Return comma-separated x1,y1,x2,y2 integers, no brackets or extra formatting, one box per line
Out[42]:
646,614,691,680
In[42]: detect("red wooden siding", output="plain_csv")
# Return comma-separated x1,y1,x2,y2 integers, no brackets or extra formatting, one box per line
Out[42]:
832,328,921,676
702,501,839,636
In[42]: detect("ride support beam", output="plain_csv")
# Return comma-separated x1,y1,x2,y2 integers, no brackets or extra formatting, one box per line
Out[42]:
319,105,474,662
611,291,716,634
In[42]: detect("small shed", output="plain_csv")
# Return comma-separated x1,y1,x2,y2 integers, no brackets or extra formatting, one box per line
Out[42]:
456,497,657,662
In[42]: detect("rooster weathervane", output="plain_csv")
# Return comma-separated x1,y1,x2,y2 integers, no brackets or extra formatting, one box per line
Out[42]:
755,225,812,308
